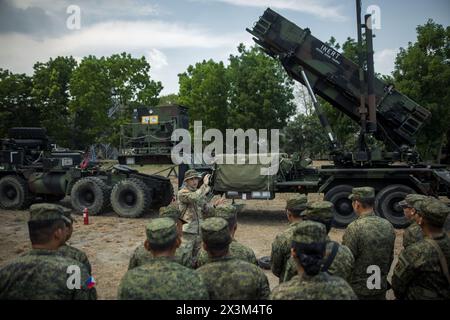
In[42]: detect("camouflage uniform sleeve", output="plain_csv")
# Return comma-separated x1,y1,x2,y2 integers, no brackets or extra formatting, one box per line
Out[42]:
342,223,359,258
257,269,271,300
282,257,297,282
196,247,208,268
248,249,258,266
178,185,210,204
79,252,92,275
128,247,140,270
334,245,355,281
391,248,419,300
270,235,285,278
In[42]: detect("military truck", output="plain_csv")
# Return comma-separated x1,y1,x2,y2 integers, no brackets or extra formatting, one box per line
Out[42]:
118,104,189,165
189,8,450,229
0,127,173,217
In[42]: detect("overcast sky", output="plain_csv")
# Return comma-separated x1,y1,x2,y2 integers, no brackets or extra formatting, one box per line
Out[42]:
1,0,449,95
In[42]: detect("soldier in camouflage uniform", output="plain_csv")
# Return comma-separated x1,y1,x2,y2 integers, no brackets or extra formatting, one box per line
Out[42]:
392,198,450,300
398,194,429,249
177,169,225,266
118,217,209,300
128,205,194,269
271,195,308,283
196,217,270,299
270,221,357,300
55,205,92,274
0,203,97,300
283,201,354,282
197,204,257,267
342,187,395,300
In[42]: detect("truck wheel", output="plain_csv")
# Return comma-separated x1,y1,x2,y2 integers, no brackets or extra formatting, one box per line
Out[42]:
110,178,151,218
324,185,357,228
0,175,32,209
160,182,174,207
70,177,110,215
375,184,415,228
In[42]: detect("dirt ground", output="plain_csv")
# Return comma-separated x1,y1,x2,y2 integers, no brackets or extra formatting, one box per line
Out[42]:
0,188,405,300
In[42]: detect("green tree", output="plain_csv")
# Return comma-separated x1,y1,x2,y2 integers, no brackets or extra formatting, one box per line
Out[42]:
178,59,229,132
227,44,296,130
31,56,77,146
0,69,36,137
159,93,179,105
392,20,450,161
69,55,112,148
69,53,162,148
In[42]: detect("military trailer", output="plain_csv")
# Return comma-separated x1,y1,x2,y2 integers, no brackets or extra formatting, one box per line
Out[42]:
0,127,173,218
190,8,450,229
118,104,189,165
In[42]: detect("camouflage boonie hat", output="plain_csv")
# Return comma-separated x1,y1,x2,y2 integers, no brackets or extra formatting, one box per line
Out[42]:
200,217,231,247
292,220,327,244
348,187,375,201
146,217,178,246
183,169,202,182
159,205,187,224
213,204,237,222
286,195,308,213
29,203,72,224
398,194,429,211
304,201,334,221
417,198,450,227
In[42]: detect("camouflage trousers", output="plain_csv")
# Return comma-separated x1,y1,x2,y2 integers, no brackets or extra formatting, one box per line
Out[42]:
183,233,202,268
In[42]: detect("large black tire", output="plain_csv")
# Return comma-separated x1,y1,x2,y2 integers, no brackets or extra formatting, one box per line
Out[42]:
375,184,415,228
160,182,174,207
110,178,151,218
0,175,32,209
324,185,357,228
70,177,110,215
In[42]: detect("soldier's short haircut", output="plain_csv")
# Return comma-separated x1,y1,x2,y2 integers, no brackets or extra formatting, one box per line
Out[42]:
148,236,178,252
357,198,374,209
205,242,230,255
28,219,66,245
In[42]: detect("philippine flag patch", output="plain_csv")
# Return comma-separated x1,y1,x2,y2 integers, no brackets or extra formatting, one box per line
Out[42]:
86,276,96,289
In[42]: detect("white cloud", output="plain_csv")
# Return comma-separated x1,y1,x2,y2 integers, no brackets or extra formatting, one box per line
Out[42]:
208,0,347,21
0,19,252,94
10,0,160,17
374,48,397,76
0,20,245,73
146,48,168,69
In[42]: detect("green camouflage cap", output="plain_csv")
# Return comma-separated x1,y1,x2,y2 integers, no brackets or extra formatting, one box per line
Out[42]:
292,220,327,244
286,195,308,213
213,204,237,221
159,205,187,224
183,169,202,182
417,198,450,227
145,217,178,246
200,217,231,247
348,187,375,201
398,194,429,211
304,201,334,221
29,203,72,224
